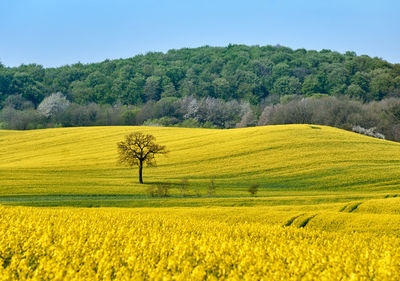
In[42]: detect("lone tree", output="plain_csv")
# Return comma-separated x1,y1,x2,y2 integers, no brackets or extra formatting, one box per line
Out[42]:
117,132,168,184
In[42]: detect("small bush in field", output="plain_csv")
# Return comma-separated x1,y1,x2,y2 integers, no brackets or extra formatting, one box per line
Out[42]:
157,183,170,197
248,184,259,197
208,178,216,195
180,178,189,197
147,186,156,197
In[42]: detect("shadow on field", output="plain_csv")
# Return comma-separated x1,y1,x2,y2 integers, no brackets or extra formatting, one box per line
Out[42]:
0,192,390,208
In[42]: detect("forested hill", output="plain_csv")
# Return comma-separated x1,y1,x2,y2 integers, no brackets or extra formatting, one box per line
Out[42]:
1,44,400,106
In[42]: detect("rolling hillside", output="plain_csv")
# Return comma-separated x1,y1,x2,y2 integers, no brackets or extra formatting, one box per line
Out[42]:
1,124,400,198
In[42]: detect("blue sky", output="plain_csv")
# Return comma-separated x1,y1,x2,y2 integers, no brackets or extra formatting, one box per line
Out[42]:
1,0,399,67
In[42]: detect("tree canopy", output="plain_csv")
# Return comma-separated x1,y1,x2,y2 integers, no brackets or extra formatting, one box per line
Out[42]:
1,45,399,108
2,45,400,143
117,132,168,184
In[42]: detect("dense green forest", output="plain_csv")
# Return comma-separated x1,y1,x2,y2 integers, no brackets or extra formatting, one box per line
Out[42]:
1,44,400,141
1,44,400,106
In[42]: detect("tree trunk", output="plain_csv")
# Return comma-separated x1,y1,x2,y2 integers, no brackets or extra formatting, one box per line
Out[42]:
138,161,143,184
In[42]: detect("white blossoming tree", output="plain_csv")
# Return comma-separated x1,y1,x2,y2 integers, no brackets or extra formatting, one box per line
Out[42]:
37,92,70,118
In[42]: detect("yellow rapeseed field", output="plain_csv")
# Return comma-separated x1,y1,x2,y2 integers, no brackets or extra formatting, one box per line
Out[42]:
1,124,400,196
0,205,400,281
1,125,400,279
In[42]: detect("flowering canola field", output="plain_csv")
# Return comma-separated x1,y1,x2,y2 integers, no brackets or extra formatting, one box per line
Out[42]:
1,124,400,197
1,205,400,281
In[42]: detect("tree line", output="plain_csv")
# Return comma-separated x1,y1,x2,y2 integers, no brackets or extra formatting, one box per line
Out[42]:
1,44,400,141
2,92,400,142
1,45,399,108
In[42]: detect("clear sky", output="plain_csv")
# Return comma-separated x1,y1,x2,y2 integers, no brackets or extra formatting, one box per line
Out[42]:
1,0,399,67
